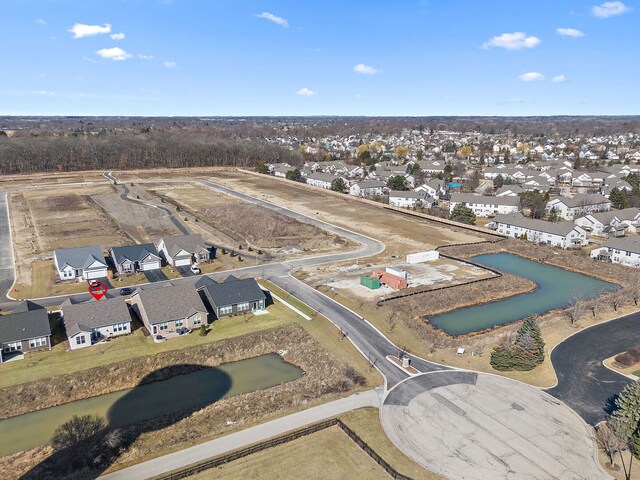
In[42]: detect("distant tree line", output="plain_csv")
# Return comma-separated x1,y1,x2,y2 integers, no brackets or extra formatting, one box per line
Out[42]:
0,133,302,174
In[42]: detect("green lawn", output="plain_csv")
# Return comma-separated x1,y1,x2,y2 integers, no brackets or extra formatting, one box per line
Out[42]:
633,370,640,377
0,300,298,389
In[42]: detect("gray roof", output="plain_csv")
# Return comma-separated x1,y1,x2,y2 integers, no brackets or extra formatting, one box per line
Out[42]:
495,185,525,196
54,245,106,270
132,283,206,325
62,297,131,337
306,172,340,183
160,235,209,258
109,243,160,265
493,213,581,236
0,308,50,343
353,180,386,189
198,276,266,309
603,236,640,255
451,193,520,206
389,190,430,200
550,194,611,208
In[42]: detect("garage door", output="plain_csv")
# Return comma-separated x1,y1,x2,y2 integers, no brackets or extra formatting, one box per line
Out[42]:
175,258,191,267
141,261,161,271
85,270,106,280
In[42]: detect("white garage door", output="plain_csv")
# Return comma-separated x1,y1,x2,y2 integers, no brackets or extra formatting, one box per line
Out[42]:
85,269,106,280
175,258,191,267
141,261,161,271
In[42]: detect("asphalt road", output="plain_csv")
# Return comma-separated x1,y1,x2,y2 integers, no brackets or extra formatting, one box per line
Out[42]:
546,311,640,425
0,193,14,304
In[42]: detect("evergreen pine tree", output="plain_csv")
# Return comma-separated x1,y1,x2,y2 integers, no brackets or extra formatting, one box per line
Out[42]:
610,381,640,455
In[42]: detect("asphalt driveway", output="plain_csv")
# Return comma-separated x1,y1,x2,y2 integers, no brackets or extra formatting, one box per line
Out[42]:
176,266,195,277
144,269,169,283
547,311,640,425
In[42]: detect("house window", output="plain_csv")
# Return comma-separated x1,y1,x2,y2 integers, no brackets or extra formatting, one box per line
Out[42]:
175,319,183,327
113,323,127,332
29,337,47,348
626,251,632,256
76,336,86,345
159,322,168,331
237,302,250,311
219,306,233,315
193,314,202,325
3,341,22,352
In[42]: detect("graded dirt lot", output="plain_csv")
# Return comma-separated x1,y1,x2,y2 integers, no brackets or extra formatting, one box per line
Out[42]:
9,186,133,297
92,191,182,244
189,426,391,480
201,170,484,257
146,182,354,256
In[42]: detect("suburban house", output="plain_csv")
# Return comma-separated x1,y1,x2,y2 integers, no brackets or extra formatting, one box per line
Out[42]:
490,213,587,248
349,180,386,197
575,208,640,236
449,193,520,218
157,234,210,267
591,237,640,268
388,191,435,209
196,275,267,319
546,194,612,220
415,179,447,199
130,283,208,338
305,172,347,189
53,245,108,281
268,162,293,178
61,296,132,350
0,303,51,363
495,185,525,197
108,243,162,274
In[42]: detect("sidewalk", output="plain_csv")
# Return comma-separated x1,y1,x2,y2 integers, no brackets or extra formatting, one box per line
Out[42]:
101,388,382,480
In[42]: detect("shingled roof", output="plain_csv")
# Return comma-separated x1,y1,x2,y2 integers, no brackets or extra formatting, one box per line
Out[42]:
54,245,106,270
198,276,266,309
109,243,160,265
132,283,206,325
61,297,131,337
0,307,50,343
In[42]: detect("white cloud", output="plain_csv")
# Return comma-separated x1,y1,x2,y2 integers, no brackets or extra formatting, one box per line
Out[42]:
482,32,541,50
353,63,382,75
138,54,154,60
296,87,317,97
592,1,631,18
96,47,132,61
518,72,545,81
552,75,567,83
256,12,289,27
69,23,112,39
163,61,177,68
34,19,46,25
110,32,125,40
556,27,585,37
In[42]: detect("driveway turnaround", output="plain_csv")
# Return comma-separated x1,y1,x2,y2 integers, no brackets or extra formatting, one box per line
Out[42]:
381,371,607,480
547,311,640,425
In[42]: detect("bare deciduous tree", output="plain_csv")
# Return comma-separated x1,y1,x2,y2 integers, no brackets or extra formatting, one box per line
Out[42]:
596,422,624,469
567,293,586,326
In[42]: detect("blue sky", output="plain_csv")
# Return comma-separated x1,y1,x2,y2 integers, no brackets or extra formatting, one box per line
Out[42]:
0,0,638,116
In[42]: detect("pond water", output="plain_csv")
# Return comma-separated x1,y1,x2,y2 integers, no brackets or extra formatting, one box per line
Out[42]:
0,353,303,456
427,253,617,336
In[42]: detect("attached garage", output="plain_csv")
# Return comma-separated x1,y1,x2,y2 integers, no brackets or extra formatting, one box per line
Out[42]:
84,268,108,280
141,261,162,271
174,257,192,267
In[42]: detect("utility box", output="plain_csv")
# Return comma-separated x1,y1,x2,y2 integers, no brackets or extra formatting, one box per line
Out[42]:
360,275,381,290
406,251,439,264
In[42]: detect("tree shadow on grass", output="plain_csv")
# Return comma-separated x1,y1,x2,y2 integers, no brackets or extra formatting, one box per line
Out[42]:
20,364,232,480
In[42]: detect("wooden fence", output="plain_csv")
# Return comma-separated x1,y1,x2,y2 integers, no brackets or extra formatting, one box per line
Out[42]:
151,418,413,480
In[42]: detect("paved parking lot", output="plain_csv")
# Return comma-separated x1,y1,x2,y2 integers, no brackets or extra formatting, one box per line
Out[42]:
381,371,607,480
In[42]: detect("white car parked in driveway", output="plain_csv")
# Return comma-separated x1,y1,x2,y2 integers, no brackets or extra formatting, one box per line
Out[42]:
190,264,201,274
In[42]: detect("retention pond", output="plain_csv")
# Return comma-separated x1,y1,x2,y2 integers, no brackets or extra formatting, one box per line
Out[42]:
427,253,616,336
0,353,303,456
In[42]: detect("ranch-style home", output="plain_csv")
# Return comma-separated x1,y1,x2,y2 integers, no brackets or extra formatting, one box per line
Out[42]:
196,275,267,319
449,193,520,218
0,303,51,363
491,213,587,248
61,296,132,350
108,243,162,274
546,194,612,221
306,172,347,189
53,245,108,281
414,179,447,199
591,237,640,268
388,190,435,209
130,283,207,338
349,180,386,197
157,234,210,267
